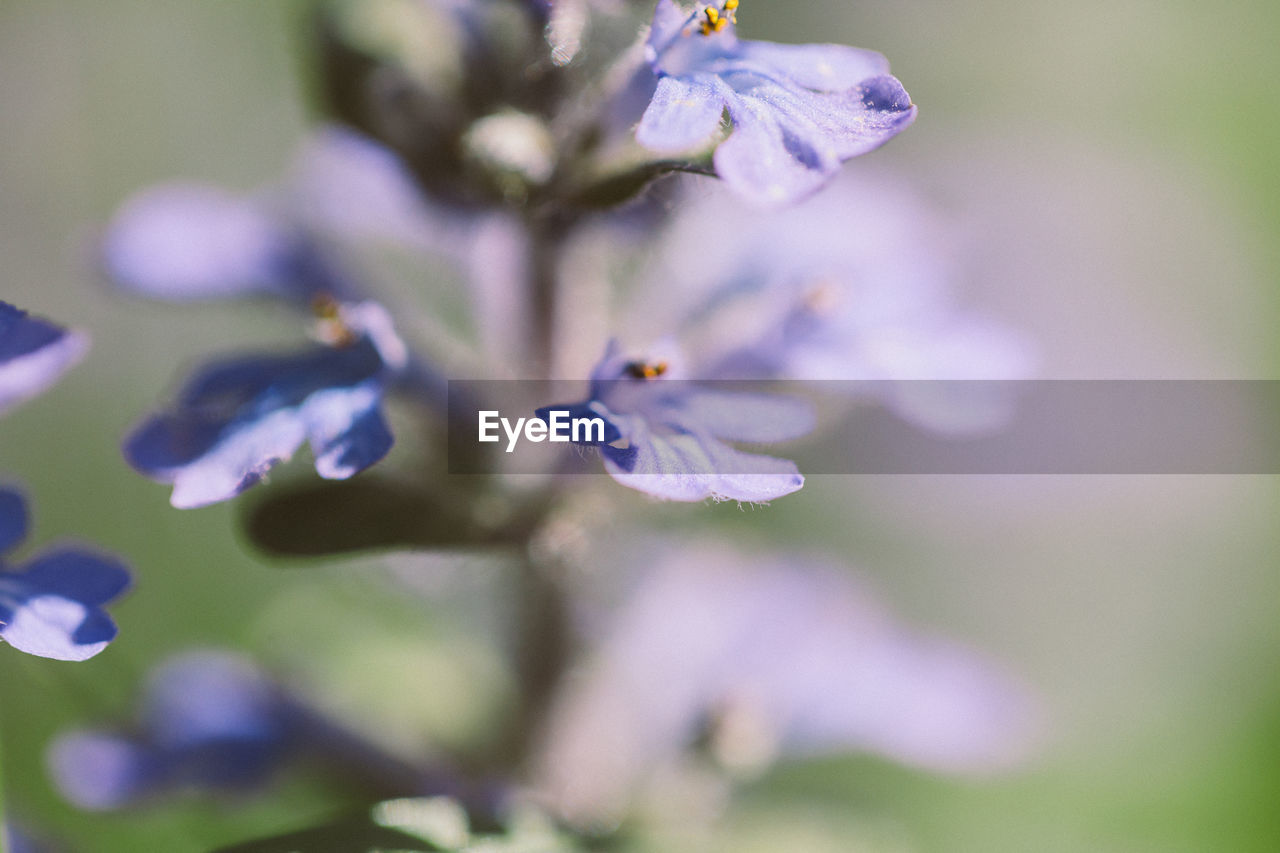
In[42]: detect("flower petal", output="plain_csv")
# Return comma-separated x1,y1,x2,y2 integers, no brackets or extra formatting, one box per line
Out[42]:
732,41,890,91
163,410,310,509
0,487,28,555
0,302,89,416
18,550,132,606
636,75,729,153
646,0,693,54
677,389,815,442
601,418,803,502
102,184,300,301
307,389,394,479
126,342,392,508
714,92,839,206
533,402,624,445
0,594,114,661
47,732,158,810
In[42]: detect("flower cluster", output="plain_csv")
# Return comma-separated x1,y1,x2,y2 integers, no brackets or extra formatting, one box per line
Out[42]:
11,1,1044,849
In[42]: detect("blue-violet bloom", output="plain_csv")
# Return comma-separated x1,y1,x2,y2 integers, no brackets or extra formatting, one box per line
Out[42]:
0,301,89,417
101,129,443,304
124,301,407,509
637,0,915,206
48,651,297,809
632,173,1035,433
0,488,130,662
537,543,1038,825
535,341,812,502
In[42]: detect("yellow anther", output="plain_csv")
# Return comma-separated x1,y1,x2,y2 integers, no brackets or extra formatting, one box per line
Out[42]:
310,293,358,347
624,360,669,380
698,6,720,36
696,1,739,35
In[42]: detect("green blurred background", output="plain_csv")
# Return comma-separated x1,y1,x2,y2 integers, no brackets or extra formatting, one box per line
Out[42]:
1,1,1278,850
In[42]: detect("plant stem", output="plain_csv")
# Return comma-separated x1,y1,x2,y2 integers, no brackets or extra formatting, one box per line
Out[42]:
512,547,572,754
495,210,580,773
0,720,8,853
526,213,573,377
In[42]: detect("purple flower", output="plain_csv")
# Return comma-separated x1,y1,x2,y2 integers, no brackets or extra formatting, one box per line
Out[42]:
124,302,406,509
48,651,298,809
0,488,130,662
536,544,1038,825
0,301,89,417
48,649,463,810
100,128,442,304
632,172,1034,432
637,0,915,206
535,341,812,502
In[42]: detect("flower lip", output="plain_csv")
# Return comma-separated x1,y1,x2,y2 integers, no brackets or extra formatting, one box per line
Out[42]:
0,490,131,662
0,301,90,417
532,342,811,502
638,0,915,206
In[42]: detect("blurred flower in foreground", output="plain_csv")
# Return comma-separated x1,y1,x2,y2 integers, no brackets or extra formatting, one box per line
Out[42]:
535,341,813,502
49,649,456,810
2,822,53,853
50,651,297,809
0,488,130,661
123,301,408,509
536,543,1038,827
637,0,915,205
636,171,1034,433
0,301,89,417
100,128,443,304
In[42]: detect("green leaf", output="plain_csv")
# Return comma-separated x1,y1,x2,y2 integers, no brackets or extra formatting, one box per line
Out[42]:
240,477,516,558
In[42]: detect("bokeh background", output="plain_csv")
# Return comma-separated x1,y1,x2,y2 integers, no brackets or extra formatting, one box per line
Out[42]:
1,0,1278,850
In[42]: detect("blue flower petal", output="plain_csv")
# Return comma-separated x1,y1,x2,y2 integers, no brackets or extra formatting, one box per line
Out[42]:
713,93,839,206
47,732,159,811
0,488,27,555
103,184,295,300
143,651,283,748
102,184,350,303
678,389,815,442
71,607,121,646
125,339,394,508
0,302,89,416
542,344,811,502
49,651,295,809
640,2,915,204
308,390,394,479
636,75,729,153
647,0,692,50
18,550,133,606
0,594,115,661
533,402,623,445
601,416,804,502
732,41,890,91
